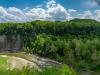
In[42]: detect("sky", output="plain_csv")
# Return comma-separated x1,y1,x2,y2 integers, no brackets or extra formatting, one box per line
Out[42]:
0,0,100,22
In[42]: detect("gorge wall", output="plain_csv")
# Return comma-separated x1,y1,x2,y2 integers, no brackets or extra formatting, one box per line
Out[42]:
0,35,22,51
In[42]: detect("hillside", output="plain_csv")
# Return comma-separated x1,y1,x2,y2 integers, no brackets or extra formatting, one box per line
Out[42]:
0,52,77,75
0,19,100,75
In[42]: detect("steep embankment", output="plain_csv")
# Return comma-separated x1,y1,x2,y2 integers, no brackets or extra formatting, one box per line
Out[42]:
0,52,61,70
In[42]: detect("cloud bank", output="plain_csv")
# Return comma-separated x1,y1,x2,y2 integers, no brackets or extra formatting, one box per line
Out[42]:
0,0,100,22
93,0,100,5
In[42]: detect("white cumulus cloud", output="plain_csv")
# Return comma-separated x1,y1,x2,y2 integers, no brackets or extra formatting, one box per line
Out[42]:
68,9,77,13
84,0,98,8
82,11,94,19
0,0,100,22
94,10,100,21
0,0,71,22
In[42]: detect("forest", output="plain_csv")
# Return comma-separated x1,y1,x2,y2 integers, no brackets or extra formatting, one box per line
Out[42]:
0,19,100,75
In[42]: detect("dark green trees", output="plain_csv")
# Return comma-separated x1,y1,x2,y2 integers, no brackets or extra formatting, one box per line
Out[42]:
0,19,100,72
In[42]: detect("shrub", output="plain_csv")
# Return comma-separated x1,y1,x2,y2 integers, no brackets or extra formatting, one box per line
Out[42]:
0,65,78,75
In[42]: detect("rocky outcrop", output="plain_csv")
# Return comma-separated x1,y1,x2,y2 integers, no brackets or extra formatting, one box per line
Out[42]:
0,35,22,51
0,54,61,70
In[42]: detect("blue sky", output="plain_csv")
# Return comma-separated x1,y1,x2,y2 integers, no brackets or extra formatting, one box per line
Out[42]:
0,0,100,22
0,0,44,9
0,0,99,10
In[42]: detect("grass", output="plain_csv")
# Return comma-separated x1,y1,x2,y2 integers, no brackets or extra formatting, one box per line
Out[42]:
0,52,33,62
0,54,37,70
0,65,78,75
0,55,9,70
0,56,7,64
0,54,78,75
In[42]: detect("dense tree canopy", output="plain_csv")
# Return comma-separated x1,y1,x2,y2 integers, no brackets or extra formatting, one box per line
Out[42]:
0,19,100,73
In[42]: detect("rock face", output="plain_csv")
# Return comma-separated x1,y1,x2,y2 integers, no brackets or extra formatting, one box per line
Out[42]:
8,55,61,70
0,54,61,70
9,54,61,70
0,35,22,51
31,55,61,69
8,56,39,70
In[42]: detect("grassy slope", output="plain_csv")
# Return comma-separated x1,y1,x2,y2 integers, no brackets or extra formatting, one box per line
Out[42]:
0,53,78,75
0,55,9,70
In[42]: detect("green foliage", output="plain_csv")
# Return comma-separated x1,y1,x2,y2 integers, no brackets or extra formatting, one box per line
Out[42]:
0,19,100,38
0,19,100,72
0,55,9,70
28,34,100,72
0,65,78,75
0,56,8,64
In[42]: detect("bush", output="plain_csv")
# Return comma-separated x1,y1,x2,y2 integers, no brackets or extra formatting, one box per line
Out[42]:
0,19,100,72
0,65,78,75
